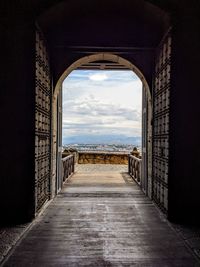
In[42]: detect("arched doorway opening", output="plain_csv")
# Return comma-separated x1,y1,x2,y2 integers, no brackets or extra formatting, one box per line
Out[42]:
52,53,152,199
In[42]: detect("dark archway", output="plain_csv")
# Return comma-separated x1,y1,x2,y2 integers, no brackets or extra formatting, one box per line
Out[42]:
2,0,200,225
35,0,171,218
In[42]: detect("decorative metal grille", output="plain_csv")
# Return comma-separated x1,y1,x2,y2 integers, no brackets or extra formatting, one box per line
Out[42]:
152,31,171,214
35,29,51,212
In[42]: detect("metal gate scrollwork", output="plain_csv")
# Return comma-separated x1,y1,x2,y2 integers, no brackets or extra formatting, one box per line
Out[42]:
35,28,51,213
152,30,171,214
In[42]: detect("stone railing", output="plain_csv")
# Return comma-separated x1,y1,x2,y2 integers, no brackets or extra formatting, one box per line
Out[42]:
62,150,79,163
78,151,129,164
128,154,142,184
62,154,75,181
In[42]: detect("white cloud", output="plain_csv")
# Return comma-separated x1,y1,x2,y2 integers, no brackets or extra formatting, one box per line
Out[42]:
89,73,108,81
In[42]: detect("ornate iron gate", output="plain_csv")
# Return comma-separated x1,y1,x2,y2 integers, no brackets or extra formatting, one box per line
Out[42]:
152,30,171,214
35,28,51,212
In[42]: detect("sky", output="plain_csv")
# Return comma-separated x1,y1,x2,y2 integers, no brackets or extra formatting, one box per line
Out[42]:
62,70,142,145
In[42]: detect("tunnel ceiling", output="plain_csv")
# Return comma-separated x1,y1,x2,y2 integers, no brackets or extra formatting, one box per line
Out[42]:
0,0,180,85
2,0,197,90
33,0,172,83
37,0,170,48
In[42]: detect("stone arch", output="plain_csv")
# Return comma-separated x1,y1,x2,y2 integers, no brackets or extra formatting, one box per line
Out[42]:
54,53,151,99
52,53,152,197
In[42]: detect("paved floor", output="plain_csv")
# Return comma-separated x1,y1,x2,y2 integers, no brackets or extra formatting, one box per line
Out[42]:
75,164,128,173
2,169,200,266
0,223,30,263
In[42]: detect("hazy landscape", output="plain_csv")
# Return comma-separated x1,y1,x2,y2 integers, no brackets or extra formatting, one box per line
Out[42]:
63,134,141,146
63,141,141,153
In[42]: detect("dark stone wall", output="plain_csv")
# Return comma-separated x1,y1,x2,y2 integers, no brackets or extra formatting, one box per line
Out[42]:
169,13,200,224
0,11,36,224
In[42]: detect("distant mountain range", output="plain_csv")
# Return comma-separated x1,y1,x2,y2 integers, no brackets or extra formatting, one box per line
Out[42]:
63,134,141,145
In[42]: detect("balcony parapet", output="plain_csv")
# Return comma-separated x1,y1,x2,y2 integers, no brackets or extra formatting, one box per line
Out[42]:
62,154,75,181
128,154,142,184
78,151,129,164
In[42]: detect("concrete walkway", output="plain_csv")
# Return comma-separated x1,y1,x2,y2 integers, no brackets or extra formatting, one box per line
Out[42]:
2,169,200,266
75,164,128,172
